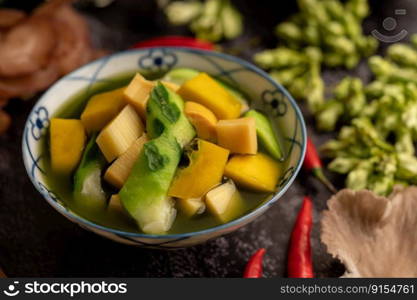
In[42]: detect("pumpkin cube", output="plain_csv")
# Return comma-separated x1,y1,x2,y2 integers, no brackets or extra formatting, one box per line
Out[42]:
185,101,217,141
216,117,257,154
80,87,126,133
168,139,229,199
177,73,242,119
50,118,86,174
123,73,154,120
224,153,281,192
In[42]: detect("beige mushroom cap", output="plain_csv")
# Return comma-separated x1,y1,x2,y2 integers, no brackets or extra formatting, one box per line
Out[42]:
321,187,417,277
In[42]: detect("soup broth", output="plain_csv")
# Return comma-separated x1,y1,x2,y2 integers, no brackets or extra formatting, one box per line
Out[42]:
42,72,281,234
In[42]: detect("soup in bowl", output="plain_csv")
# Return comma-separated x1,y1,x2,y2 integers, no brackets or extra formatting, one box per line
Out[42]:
22,48,306,248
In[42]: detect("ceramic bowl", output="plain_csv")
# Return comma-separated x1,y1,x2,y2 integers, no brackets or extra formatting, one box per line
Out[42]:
22,47,306,248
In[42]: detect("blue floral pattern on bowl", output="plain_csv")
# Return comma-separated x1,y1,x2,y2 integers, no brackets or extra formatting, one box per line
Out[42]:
262,89,287,117
22,47,306,249
29,106,49,140
138,48,177,72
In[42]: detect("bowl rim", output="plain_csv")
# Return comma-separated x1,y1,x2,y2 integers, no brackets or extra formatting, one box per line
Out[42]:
22,47,307,239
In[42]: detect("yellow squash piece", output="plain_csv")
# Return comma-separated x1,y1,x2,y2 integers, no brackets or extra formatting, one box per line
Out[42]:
216,117,257,154
168,139,230,199
177,73,242,120
161,81,180,92
224,153,281,192
123,73,154,120
185,101,217,141
80,87,126,132
177,197,205,217
50,118,86,174
205,180,246,223
104,134,148,189
96,105,144,162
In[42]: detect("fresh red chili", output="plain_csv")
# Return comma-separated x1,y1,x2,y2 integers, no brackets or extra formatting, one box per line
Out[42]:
131,36,215,50
287,196,314,278
243,248,266,278
303,137,337,193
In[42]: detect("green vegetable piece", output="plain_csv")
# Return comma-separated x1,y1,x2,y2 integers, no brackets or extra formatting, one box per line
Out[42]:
345,55,360,69
244,110,283,160
73,133,107,211
346,78,365,117
346,159,374,190
305,46,323,63
275,22,303,45
147,82,195,147
164,1,203,25
396,153,417,182
190,0,223,42
298,0,329,25
324,21,345,36
288,75,309,100
306,63,325,113
328,156,359,174
320,139,349,158
352,118,393,152
369,56,417,84
334,77,353,100
387,44,417,69
370,174,394,196
270,66,307,86
163,68,199,86
346,0,370,20
120,133,181,234
342,13,362,39
304,21,320,46
254,48,308,69
365,80,385,99
323,0,344,20
324,35,356,56
220,0,243,39
315,99,344,131
356,36,378,57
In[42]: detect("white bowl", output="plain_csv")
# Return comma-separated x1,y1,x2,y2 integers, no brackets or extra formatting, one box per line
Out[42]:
22,47,306,248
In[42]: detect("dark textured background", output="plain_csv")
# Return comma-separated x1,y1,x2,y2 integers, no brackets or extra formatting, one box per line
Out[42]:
0,0,416,277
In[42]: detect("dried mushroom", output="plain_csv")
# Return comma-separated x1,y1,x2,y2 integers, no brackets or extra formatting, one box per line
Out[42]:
321,187,417,277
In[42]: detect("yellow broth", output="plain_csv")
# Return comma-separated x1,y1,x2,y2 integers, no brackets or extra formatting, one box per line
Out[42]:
41,72,279,234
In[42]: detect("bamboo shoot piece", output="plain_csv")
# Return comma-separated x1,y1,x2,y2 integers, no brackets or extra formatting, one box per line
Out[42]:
177,197,206,217
205,180,245,223
104,134,148,189
96,105,144,162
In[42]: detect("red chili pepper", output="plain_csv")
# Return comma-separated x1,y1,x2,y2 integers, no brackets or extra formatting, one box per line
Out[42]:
131,36,215,50
243,248,266,278
303,137,337,193
287,196,314,278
